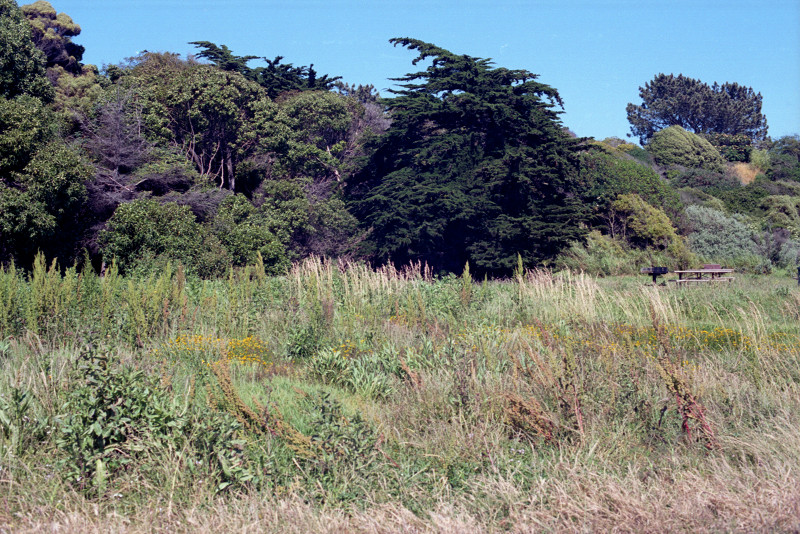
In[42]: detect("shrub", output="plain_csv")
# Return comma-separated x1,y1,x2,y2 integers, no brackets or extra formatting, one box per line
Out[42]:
555,230,680,275
668,167,738,191
701,132,752,162
749,148,770,173
768,135,800,182
212,194,288,273
56,345,250,496
761,195,800,236
709,183,770,216
647,126,726,172
579,150,681,217
617,143,652,165
100,199,224,276
610,194,692,266
677,187,726,212
684,205,757,261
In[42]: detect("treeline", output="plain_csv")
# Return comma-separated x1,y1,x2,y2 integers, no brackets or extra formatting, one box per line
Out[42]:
1,1,799,277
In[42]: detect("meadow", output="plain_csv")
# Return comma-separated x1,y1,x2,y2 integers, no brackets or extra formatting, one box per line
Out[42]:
1,255,800,532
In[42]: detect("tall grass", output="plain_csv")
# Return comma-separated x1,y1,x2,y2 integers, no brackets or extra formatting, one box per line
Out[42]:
1,254,800,532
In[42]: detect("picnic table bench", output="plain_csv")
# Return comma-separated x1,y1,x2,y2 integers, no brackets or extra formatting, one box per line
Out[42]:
670,264,734,285
641,264,735,285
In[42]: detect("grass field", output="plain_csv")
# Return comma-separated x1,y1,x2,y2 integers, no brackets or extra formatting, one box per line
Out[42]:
2,256,800,532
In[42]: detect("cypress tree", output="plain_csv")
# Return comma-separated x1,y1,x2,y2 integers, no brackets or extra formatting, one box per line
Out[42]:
348,38,586,275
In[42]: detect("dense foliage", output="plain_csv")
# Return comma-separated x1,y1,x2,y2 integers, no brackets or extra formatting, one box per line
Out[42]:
0,1,798,276
646,126,726,172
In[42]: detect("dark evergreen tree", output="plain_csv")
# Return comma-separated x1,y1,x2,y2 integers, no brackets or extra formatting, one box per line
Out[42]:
190,41,341,99
348,38,587,275
626,73,768,144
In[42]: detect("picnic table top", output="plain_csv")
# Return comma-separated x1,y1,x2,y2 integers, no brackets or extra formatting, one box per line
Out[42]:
673,268,734,274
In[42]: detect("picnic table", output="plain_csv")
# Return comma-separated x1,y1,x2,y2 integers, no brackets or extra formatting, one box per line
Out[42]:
671,265,734,285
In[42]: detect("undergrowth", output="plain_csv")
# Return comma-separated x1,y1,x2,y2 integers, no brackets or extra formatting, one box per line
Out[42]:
1,255,800,532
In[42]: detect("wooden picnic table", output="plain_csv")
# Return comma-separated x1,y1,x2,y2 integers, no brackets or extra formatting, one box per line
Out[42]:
671,268,735,284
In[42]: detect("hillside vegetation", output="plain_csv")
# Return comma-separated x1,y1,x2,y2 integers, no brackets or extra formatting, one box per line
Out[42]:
1,1,799,277
2,2,800,530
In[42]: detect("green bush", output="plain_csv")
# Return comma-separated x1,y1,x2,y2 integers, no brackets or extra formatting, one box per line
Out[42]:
668,167,739,191
100,199,228,277
617,143,652,165
212,194,288,273
750,149,770,173
684,205,757,262
701,132,752,162
56,345,251,496
610,194,692,266
677,187,726,211
555,229,695,275
767,135,800,182
761,195,800,236
579,150,681,217
709,183,770,216
647,126,726,172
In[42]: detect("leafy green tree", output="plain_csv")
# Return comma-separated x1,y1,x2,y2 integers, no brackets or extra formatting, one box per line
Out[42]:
20,1,104,124
646,126,726,172
579,149,681,219
701,133,753,162
99,199,228,276
761,195,800,237
0,95,54,174
270,91,356,184
768,135,800,182
135,62,275,190
348,38,586,274
211,194,287,272
0,0,53,101
0,141,91,263
627,73,768,144
609,194,691,265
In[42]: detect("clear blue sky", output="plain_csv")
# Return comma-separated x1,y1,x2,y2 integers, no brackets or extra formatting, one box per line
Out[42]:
46,0,799,142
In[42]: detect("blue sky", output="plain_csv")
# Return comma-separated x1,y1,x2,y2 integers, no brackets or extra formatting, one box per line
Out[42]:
46,0,799,142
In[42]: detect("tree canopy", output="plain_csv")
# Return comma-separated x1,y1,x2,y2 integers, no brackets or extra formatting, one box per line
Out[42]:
348,38,587,275
190,41,341,99
2,0,795,277
626,73,768,145
0,0,53,101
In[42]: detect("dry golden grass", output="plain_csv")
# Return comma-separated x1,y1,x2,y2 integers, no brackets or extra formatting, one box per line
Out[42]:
731,162,760,185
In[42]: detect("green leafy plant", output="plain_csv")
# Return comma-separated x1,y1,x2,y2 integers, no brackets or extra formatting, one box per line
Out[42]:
646,126,726,172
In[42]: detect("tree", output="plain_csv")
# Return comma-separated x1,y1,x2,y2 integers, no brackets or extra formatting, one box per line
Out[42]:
348,38,586,274
626,73,768,144
21,0,83,74
99,199,228,277
134,61,275,190
768,135,800,182
0,0,53,101
578,148,682,221
190,41,341,99
210,194,287,272
0,95,54,174
0,140,91,264
609,194,691,266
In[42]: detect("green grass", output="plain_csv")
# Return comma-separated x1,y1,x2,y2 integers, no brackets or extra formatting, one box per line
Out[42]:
1,256,800,532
